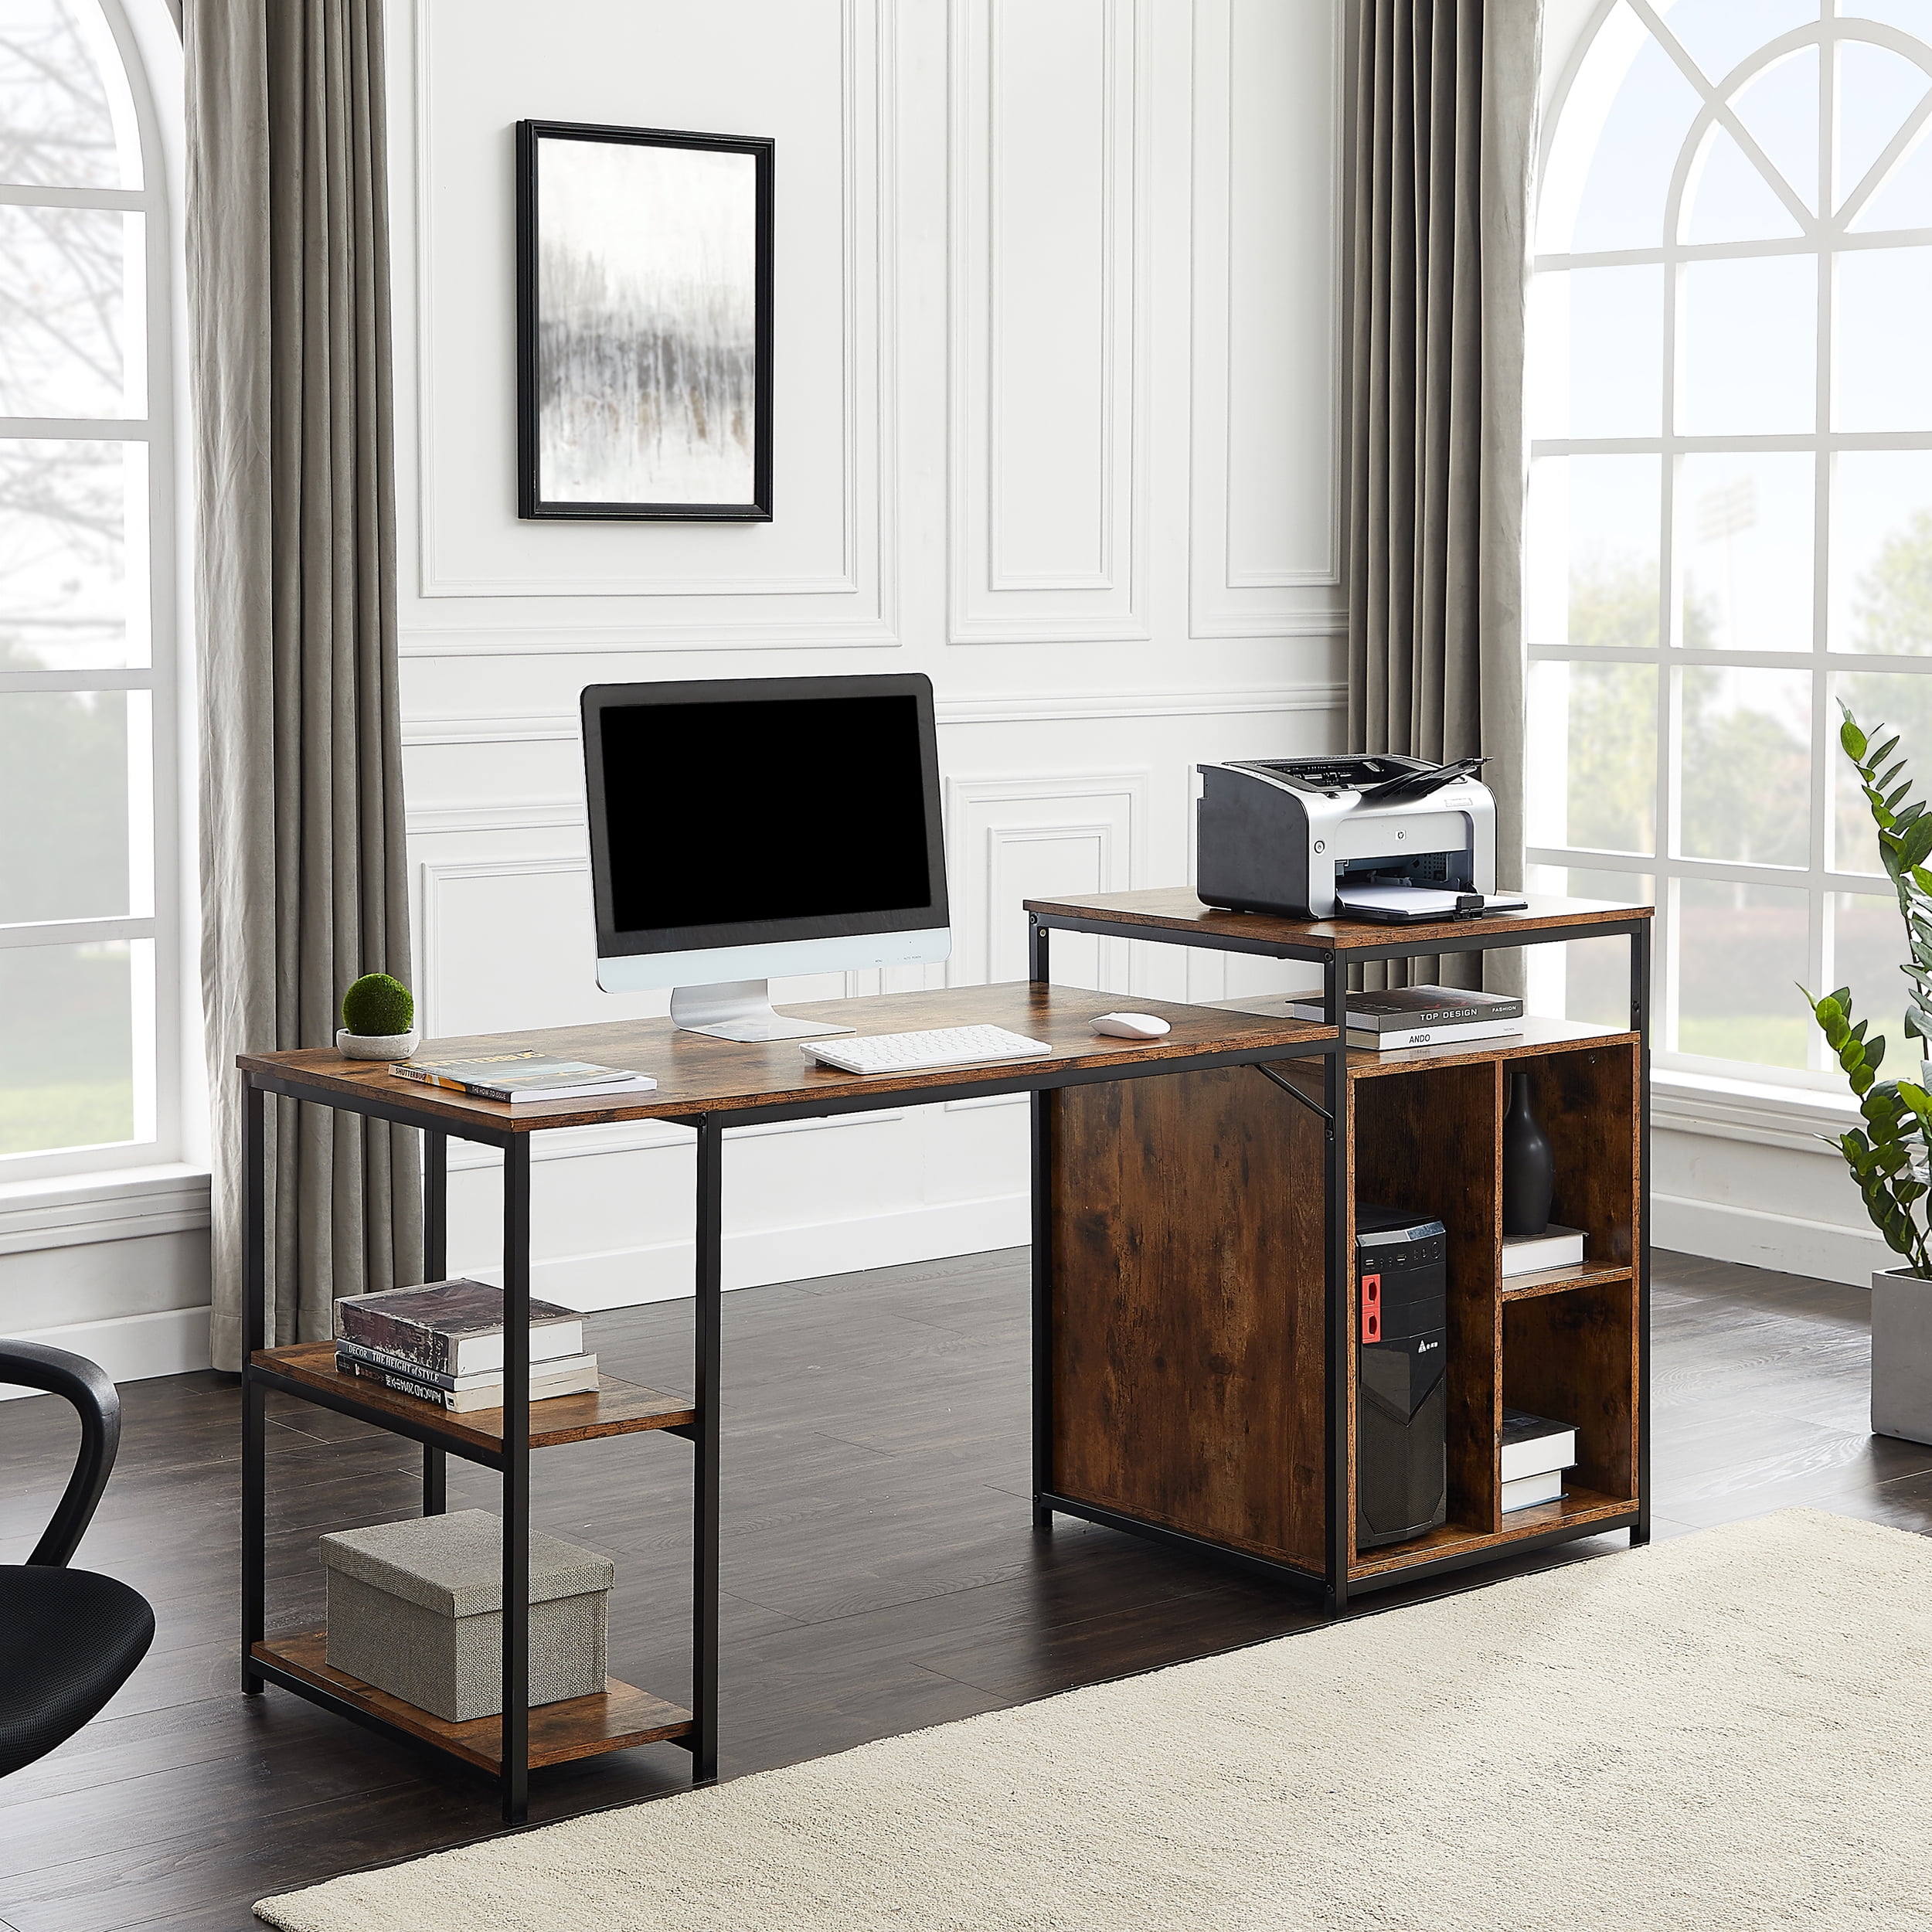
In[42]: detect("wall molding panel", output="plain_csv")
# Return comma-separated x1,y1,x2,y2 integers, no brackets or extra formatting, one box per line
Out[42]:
404,0,900,649
944,769,1149,989
947,0,1153,642
1188,0,1346,640
401,681,1349,759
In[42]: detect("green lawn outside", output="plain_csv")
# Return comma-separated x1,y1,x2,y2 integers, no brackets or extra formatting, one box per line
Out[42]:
0,1080,134,1156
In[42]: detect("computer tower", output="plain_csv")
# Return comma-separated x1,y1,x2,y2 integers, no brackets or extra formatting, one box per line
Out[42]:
1355,1206,1449,1549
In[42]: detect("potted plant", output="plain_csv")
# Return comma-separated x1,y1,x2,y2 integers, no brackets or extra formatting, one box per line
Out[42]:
1806,706,1932,1443
336,972,419,1061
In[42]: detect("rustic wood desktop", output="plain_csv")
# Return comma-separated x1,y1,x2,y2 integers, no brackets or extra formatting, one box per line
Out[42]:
235,979,1333,1823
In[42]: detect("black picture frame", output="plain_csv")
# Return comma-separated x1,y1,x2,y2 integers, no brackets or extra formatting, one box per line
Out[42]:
515,118,774,522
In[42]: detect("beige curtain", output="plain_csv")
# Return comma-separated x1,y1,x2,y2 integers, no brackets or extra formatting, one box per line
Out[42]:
1348,0,1542,990
188,0,420,1368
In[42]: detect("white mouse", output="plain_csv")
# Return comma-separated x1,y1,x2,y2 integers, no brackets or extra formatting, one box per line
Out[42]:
1090,1012,1172,1039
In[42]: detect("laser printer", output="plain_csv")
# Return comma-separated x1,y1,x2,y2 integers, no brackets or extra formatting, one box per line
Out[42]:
1194,753,1526,923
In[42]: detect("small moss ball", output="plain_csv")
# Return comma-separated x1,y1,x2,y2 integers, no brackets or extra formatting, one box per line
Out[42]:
341,973,414,1036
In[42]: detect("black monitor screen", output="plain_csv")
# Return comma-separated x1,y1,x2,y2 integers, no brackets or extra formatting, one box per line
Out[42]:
594,691,940,939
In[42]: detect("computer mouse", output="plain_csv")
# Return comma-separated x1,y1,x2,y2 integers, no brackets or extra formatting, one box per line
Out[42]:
1090,1012,1172,1039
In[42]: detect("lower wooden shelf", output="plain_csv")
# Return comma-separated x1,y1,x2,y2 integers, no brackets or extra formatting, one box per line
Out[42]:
1349,1485,1638,1580
254,1631,692,1770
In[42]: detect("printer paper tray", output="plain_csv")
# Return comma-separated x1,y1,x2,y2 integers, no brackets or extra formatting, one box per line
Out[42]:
1333,885,1529,923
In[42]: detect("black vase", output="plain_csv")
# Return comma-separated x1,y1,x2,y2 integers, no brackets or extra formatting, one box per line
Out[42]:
1501,1069,1554,1237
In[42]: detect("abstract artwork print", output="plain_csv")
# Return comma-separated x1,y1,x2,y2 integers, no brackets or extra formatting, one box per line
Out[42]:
517,123,773,521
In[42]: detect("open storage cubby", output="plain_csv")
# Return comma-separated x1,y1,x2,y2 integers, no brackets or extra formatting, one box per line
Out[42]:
1351,1060,1502,1564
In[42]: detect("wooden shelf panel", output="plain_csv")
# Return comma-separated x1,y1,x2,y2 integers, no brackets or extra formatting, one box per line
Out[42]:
255,1632,691,1770
253,1342,695,1453
1348,1485,1636,1580
1024,887,1652,954
1501,1262,1635,1303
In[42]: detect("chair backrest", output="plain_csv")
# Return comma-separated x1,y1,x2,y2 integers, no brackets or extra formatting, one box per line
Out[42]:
0,1342,121,1567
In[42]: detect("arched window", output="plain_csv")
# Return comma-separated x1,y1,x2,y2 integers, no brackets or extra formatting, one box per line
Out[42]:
1527,0,1932,1083
0,0,183,1175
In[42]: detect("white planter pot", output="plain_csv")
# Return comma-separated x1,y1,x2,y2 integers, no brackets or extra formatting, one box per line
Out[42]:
1872,1263,1932,1444
335,1028,419,1062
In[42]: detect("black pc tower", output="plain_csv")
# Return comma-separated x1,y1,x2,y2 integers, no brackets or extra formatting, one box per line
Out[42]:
1355,1206,1450,1549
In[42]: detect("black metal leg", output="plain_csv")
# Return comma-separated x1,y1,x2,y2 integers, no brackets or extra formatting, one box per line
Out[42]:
1028,914,1054,1530
423,1131,449,1517
500,1138,531,1824
692,1117,723,1784
241,1077,267,1691
1631,921,1652,1547
1323,957,1351,1614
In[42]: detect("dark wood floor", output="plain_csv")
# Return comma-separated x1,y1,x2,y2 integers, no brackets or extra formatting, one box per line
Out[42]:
0,1243,1923,1931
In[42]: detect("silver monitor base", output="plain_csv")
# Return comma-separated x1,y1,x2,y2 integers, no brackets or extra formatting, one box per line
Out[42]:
668,979,857,1043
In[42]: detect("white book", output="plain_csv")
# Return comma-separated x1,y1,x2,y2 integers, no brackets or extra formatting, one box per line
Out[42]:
1501,1409,1577,1482
1502,1223,1587,1278
1347,1018,1525,1052
1502,1469,1564,1513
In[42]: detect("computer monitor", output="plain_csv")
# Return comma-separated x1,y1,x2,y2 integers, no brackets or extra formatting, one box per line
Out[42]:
581,674,952,1041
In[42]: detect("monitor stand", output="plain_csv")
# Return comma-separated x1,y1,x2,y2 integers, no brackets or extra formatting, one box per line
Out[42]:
668,980,858,1044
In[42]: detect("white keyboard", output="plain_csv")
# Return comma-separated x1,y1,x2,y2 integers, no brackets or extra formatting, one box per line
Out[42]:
802,1024,1053,1077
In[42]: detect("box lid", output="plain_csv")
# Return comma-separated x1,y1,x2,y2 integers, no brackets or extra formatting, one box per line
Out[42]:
318,1509,614,1617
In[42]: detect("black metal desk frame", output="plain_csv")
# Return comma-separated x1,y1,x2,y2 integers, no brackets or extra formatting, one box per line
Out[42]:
236,1015,1335,1823
1025,905,1652,1616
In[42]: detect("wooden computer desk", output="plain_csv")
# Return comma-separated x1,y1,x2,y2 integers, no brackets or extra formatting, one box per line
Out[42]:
235,978,1332,1821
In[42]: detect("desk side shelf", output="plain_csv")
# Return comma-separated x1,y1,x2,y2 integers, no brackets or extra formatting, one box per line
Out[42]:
252,1632,692,1771
250,1342,696,1458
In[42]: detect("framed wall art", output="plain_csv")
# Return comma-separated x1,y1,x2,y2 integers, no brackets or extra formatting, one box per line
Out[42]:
515,119,774,522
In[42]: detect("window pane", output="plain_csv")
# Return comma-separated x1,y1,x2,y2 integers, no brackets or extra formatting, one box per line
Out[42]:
1842,3,1932,49
1528,662,1658,855
1676,879,1810,1068
1656,0,1819,91
1832,451,1932,655
1829,890,1915,1066
0,0,137,191
1679,665,1811,866
1550,265,1664,438
1524,865,1655,1030
1851,131,1932,230
1829,668,1932,874
0,937,134,1155
1677,452,1813,651
1526,454,1660,648
1683,126,1804,244
1682,256,1815,435
1546,15,1706,253
0,204,138,417
0,439,146,669
0,689,140,923
1835,42,1930,219
1838,248,1932,432
1726,43,1820,212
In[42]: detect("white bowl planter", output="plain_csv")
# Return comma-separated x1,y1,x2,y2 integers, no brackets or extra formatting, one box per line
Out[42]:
335,1028,419,1062
1872,1262,1932,1445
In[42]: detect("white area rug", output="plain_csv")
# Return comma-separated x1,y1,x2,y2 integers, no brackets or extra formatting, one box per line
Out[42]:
255,1510,1932,1930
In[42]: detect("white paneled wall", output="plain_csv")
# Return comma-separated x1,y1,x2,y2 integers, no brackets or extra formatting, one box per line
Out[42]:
389,0,1349,1312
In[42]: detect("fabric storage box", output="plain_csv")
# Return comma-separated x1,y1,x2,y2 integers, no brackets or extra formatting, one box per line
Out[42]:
320,1509,614,1723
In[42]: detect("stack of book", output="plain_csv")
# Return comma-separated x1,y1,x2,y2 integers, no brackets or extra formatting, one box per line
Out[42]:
332,1279,599,1413
1501,1407,1576,1514
391,1053,657,1104
1284,985,1525,1052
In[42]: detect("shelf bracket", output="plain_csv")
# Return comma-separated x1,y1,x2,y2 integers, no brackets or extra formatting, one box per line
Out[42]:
1251,1060,1332,1123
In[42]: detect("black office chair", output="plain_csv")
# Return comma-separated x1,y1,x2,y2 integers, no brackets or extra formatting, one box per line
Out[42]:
0,1342,154,1778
